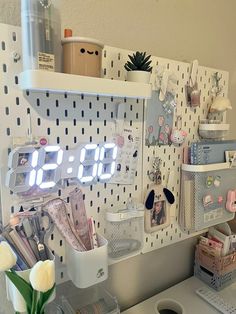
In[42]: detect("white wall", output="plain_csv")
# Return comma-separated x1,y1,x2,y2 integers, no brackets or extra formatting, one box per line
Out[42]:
0,0,236,312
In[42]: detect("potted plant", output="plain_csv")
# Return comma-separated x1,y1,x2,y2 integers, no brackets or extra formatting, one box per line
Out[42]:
0,241,55,314
124,51,152,83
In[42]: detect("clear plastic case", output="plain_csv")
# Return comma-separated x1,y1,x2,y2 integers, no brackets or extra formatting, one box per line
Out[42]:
61,286,120,314
21,0,61,72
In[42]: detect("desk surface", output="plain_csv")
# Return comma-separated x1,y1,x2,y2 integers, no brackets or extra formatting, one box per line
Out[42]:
122,276,236,314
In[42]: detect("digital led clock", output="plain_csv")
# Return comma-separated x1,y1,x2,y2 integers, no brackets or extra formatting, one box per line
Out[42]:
6,143,118,193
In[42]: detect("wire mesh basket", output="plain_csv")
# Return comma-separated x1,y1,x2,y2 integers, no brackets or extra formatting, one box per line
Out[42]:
180,163,236,233
106,205,144,259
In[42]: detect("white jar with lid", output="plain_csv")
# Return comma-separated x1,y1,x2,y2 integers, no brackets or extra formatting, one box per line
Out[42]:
62,31,104,78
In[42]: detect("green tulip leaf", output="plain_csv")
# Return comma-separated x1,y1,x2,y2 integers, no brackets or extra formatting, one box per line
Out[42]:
39,284,55,314
5,271,33,309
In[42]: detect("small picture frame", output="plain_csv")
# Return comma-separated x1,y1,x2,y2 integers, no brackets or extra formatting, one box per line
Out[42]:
144,185,170,233
225,151,236,167
150,201,166,227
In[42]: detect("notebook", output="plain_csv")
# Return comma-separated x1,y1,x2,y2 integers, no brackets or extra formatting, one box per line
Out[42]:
190,140,236,165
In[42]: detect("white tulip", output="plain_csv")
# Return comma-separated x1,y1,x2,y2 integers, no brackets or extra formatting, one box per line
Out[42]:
0,241,17,271
29,260,55,292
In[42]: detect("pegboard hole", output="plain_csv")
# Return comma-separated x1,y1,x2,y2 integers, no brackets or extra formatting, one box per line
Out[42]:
2,63,7,72
11,32,17,42
4,86,8,94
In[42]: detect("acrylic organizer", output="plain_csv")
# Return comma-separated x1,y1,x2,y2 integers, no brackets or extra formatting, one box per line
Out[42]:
179,163,236,233
65,234,108,289
6,247,55,313
21,0,61,72
106,204,144,259
61,286,120,314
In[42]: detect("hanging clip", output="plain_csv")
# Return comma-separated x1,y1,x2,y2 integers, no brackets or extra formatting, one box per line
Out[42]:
149,157,162,185
115,103,125,134
159,70,169,101
186,60,201,107
211,72,222,97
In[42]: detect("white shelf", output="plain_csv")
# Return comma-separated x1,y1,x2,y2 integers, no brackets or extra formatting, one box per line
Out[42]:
19,70,152,99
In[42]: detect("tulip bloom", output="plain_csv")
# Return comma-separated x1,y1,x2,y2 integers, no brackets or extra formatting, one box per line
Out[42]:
29,260,55,293
0,241,17,271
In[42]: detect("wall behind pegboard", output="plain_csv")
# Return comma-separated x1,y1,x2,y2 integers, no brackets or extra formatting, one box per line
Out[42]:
0,24,229,283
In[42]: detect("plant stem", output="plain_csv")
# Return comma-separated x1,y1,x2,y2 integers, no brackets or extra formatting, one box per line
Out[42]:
31,290,38,314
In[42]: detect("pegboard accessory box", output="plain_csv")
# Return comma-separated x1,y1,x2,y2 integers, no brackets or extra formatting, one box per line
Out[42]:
106,206,144,259
180,163,236,233
65,234,108,289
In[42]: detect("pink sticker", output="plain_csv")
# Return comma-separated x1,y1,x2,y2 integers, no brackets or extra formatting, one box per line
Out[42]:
218,196,223,204
39,138,48,146
116,135,124,148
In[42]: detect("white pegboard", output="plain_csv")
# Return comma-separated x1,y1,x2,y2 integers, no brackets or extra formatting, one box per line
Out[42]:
0,24,229,283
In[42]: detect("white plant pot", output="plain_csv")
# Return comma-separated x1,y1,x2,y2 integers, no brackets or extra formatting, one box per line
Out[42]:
127,71,151,83
6,248,55,313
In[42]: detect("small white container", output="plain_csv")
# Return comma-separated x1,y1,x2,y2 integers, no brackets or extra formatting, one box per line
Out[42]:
65,234,108,288
6,248,55,313
62,37,104,77
198,123,229,139
127,70,151,83
106,205,144,259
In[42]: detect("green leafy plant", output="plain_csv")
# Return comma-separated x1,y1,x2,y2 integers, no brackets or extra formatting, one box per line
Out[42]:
124,51,152,72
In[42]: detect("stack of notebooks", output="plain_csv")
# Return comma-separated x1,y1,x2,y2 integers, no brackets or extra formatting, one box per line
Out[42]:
188,140,236,165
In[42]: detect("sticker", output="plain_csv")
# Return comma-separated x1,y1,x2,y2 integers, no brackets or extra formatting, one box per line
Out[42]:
218,196,223,204
206,176,214,188
204,208,223,222
203,194,214,207
214,176,221,187
39,137,48,146
38,52,55,71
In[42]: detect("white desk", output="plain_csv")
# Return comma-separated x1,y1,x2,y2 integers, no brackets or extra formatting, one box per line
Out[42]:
122,276,236,314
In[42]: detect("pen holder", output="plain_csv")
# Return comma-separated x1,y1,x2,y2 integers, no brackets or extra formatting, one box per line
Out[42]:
5,247,55,313
65,234,108,289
